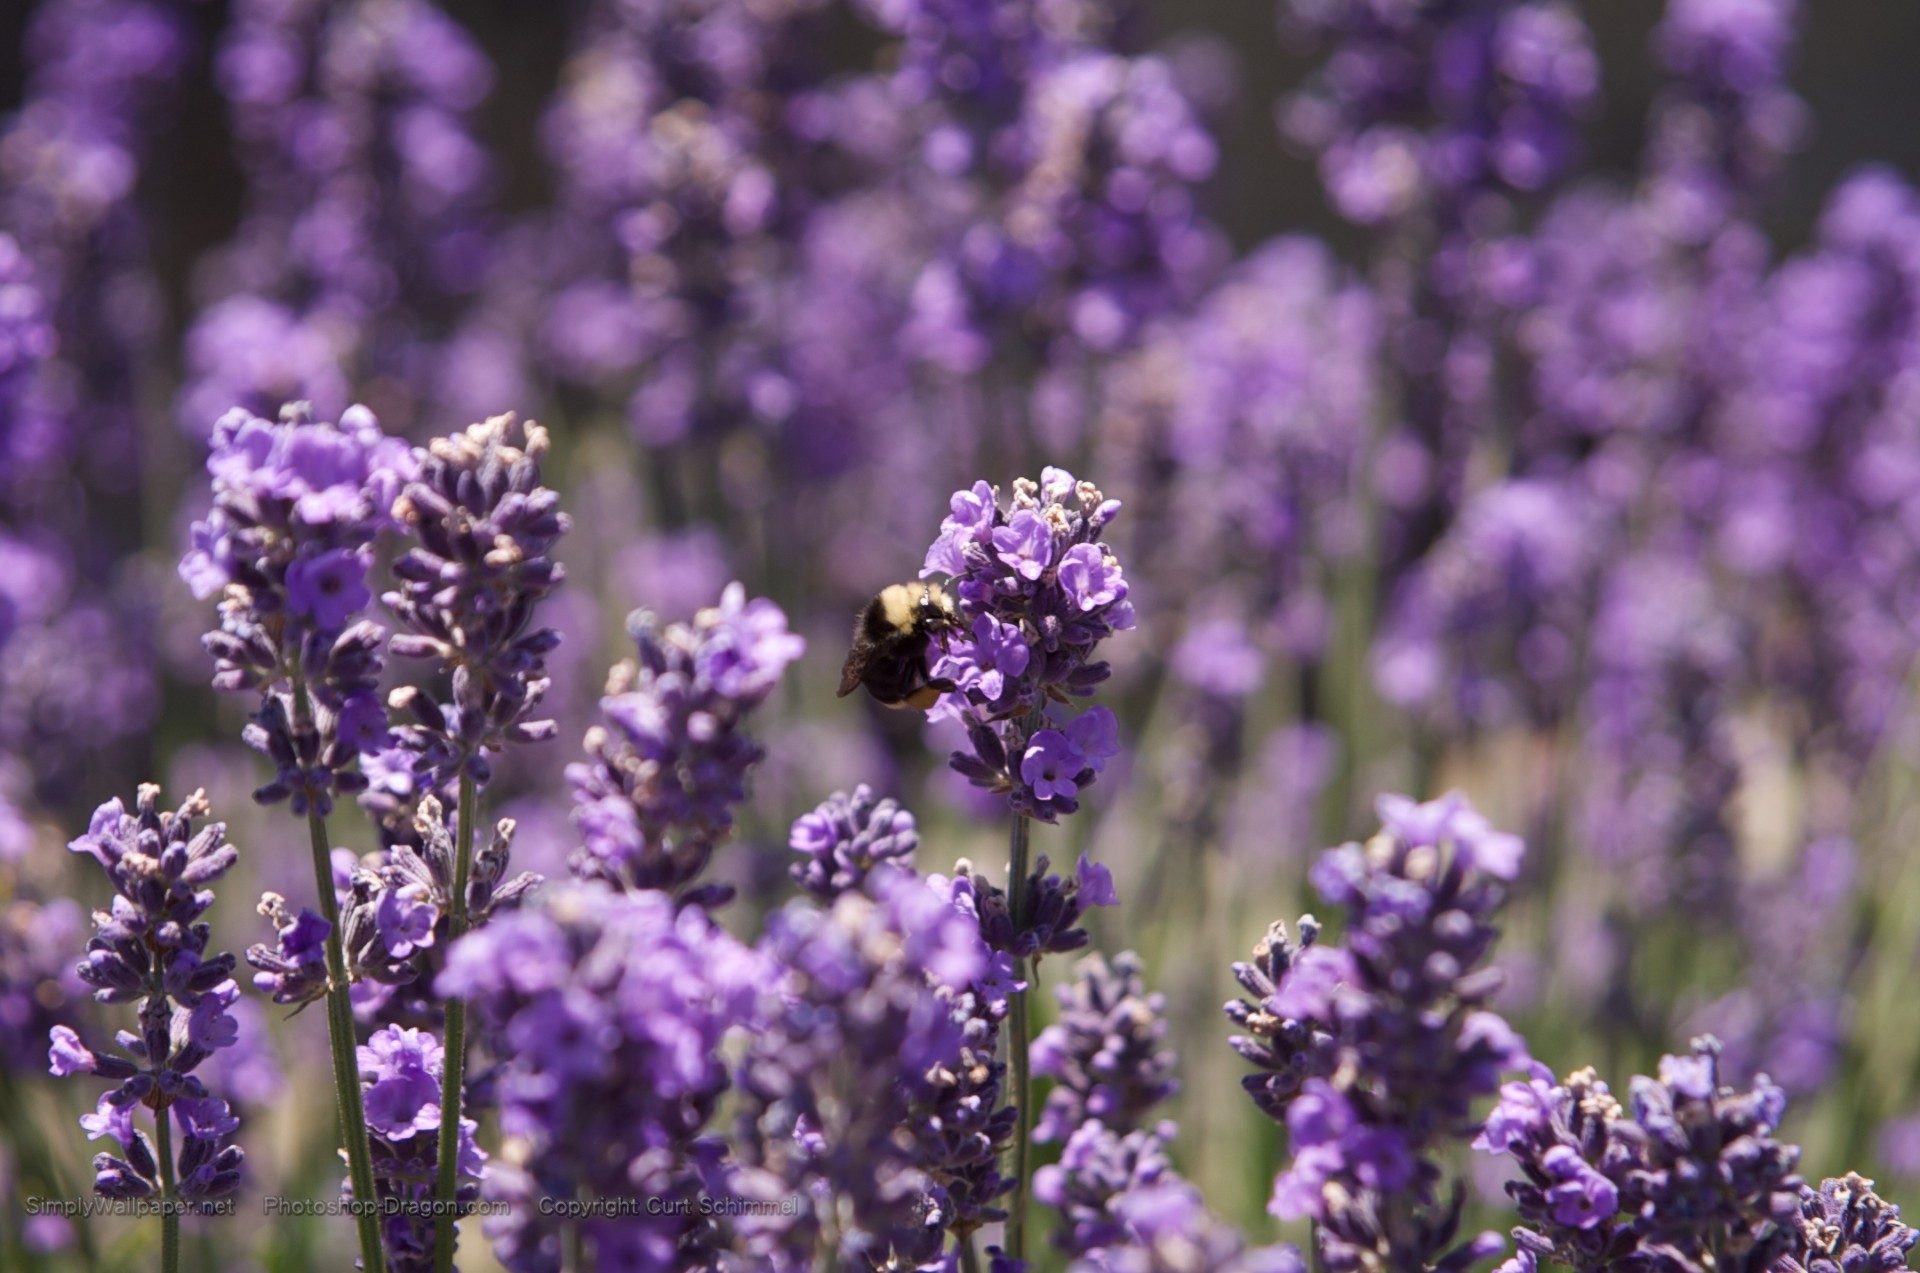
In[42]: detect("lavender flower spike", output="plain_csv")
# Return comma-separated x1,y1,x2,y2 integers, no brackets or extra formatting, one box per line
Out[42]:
182,402,416,817
1779,1173,1918,1273
568,583,804,903
353,1025,487,1273
1031,951,1179,1146
1478,1037,1808,1272
789,784,921,901
1229,791,1529,1272
438,884,762,1273
385,411,571,792
925,471,1133,822
53,785,246,1205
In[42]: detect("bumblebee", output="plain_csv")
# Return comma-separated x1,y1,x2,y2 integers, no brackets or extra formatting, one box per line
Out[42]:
837,582,962,710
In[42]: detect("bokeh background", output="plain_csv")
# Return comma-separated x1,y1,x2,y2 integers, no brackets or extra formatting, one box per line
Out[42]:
6,0,1920,1268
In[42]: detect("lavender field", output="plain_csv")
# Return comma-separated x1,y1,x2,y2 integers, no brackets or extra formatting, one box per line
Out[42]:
5,0,1920,1270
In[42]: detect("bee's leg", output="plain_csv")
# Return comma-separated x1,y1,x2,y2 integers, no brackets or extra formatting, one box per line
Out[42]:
926,676,959,693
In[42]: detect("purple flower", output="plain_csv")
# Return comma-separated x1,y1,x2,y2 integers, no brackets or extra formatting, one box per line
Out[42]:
286,548,372,633
788,784,921,902
935,614,1031,706
359,1027,446,1140
1231,793,1527,1269
1022,729,1086,802
185,404,407,818
246,899,331,1007
1474,1064,1559,1153
1539,1145,1616,1229
1776,1174,1918,1273
922,474,1135,820
1074,853,1117,908
1032,952,1176,1146
994,508,1055,580
54,786,247,1201
374,882,437,960
351,1022,486,1265
1271,945,1355,1022
384,412,570,792
336,692,392,754
1480,1039,1806,1268
1058,543,1125,611
48,1025,95,1076
442,885,761,1269
567,584,803,901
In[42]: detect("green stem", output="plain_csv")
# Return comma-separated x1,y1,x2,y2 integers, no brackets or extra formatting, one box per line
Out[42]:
156,1103,179,1273
308,807,387,1273
1005,808,1034,1265
434,772,478,1273
959,1235,982,1273
566,1216,586,1272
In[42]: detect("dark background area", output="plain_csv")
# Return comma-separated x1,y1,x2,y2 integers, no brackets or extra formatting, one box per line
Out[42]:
5,0,1920,341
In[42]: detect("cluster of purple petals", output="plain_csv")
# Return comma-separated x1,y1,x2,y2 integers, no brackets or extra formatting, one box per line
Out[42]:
933,852,1116,964
784,786,1024,1249
1278,0,1599,225
253,795,539,1026
732,870,990,1270
788,783,921,901
1476,1037,1811,1272
438,883,762,1272
1032,951,1178,1146
566,583,804,902
1777,1173,1918,1273
50,786,245,1202
382,412,569,799
905,900,1020,1247
1228,792,1527,1271
924,470,1132,820
354,1025,487,1273
181,402,416,817
1031,950,1300,1272
246,891,332,1010
183,0,502,434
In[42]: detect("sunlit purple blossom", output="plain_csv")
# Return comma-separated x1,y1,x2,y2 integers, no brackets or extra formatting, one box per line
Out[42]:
1230,794,1526,1269
567,583,803,902
1477,1038,1807,1269
926,473,1133,820
353,1023,486,1273
789,784,921,902
385,412,569,794
53,785,246,1201
441,883,760,1271
184,403,413,816
1032,952,1178,1146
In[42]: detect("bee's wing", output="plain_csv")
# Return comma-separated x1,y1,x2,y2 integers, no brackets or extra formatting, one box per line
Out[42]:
837,644,869,697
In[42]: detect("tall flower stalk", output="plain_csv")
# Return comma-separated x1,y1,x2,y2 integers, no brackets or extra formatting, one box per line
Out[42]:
1227,792,1529,1271
920,468,1134,1261
50,786,247,1273
182,402,417,1273
382,411,568,1271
